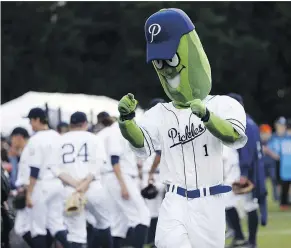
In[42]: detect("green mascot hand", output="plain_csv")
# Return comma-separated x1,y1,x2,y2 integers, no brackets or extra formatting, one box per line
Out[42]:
118,93,144,148
187,99,207,119
118,93,138,117
187,99,240,143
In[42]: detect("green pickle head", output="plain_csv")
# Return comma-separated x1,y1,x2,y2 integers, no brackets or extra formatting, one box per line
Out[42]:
145,8,212,106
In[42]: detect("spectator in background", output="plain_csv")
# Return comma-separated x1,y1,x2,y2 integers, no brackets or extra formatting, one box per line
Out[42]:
9,128,30,190
260,124,279,201
266,117,291,210
57,122,69,135
287,118,291,136
1,144,12,174
1,136,10,151
274,117,287,137
271,117,287,189
1,165,14,248
1,136,10,163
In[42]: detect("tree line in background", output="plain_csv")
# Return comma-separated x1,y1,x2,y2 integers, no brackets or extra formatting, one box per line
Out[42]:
2,1,291,124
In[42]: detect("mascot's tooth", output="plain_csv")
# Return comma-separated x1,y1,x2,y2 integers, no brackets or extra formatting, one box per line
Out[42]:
167,75,180,89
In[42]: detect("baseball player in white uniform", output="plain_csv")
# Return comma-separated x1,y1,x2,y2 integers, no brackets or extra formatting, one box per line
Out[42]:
55,111,113,248
116,8,248,248
97,117,151,248
223,146,241,210
141,151,164,218
140,99,166,247
223,145,247,246
24,108,69,248
10,127,34,247
141,151,165,246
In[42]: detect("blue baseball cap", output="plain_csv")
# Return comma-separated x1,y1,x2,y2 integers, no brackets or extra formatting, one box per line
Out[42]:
70,112,87,125
145,8,195,63
148,98,166,109
25,107,47,120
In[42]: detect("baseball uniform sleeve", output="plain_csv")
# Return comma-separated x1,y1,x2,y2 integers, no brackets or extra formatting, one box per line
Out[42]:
130,105,161,159
49,141,63,178
216,96,247,149
15,147,30,187
26,138,43,178
106,124,123,157
222,146,232,183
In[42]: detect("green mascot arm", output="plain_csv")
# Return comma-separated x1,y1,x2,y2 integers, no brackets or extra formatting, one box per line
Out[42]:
118,93,144,148
188,99,240,143
118,119,144,148
204,112,240,143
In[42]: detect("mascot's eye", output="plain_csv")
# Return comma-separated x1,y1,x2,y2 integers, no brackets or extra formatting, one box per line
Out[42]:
153,60,163,69
165,54,179,67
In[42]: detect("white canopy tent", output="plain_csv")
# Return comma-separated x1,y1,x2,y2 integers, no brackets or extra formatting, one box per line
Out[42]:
0,91,144,136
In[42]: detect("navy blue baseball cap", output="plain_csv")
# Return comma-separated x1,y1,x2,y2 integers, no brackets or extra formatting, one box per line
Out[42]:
25,107,47,119
148,98,166,109
57,122,69,130
70,112,87,125
145,8,195,63
227,93,244,106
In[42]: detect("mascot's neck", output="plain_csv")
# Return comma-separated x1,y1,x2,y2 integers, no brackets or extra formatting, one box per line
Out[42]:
173,101,189,109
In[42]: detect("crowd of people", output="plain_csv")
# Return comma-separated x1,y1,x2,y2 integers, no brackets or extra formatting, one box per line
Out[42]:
259,117,291,209
1,97,290,248
1,99,164,248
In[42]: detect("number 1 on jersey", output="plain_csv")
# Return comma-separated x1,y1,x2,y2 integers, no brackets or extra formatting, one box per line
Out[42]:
203,144,209,156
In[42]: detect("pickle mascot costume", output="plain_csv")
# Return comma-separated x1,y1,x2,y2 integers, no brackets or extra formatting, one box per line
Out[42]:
117,8,248,248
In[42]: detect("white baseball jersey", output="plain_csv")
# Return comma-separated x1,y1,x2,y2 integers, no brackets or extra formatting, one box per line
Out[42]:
131,95,247,189
57,130,106,180
97,122,138,177
25,129,61,180
15,145,31,187
141,152,160,173
222,146,240,185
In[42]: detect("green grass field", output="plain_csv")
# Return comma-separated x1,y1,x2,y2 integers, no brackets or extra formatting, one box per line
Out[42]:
227,180,291,248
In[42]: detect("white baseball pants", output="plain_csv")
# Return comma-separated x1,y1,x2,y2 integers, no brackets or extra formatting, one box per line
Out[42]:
30,178,66,238
155,192,225,248
64,181,111,244
14,208,31,236
103,173,151,238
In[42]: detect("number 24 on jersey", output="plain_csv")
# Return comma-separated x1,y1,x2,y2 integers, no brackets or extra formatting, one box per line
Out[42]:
62,143,88,164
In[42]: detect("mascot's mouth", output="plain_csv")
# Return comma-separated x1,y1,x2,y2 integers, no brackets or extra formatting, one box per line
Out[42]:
165,67,185,89
166,74,180,88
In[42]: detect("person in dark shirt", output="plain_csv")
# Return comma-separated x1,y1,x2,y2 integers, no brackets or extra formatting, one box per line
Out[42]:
227,93,267,248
